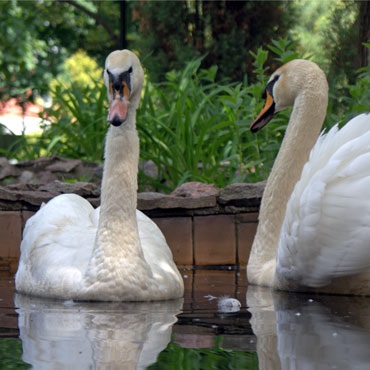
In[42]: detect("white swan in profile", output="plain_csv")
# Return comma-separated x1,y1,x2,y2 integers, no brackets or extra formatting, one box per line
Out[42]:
247,59,370,295
15,50,184,301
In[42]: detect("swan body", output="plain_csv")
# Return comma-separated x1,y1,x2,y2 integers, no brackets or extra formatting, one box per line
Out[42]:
247,59,370,295
15,50,184,301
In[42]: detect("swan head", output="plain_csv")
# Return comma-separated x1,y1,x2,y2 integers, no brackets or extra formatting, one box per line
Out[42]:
250,59,328,133
104,50,144,127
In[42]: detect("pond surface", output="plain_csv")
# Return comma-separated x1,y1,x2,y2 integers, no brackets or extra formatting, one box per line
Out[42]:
1,268,369,370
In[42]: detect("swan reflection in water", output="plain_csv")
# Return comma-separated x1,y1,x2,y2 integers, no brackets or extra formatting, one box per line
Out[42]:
15,294,183,370
15,289,370,370
247,287,370,370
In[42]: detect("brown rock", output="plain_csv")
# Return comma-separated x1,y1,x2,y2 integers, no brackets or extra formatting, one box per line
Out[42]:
18,170,36,183
0,157,20,180
138,182,219,211
138,192,167,210
15,157,55,170
218,182,265,207
45,158,82,173
171,182,219,198
38,181,100,197
0,180,101,210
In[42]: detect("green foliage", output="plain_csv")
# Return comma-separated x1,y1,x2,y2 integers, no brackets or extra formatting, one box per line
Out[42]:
0,0,365,107
51,50,102,90
0,339,30,369
138,60,248,191
38,79,107,161
290,0,331,67
3,39,369,193
346,51,370,116
323,0,359,84
137,40,297,191
325,43,370,128
267,38,305,65
2,78,108,161
291,0,362,84
131,0,297,83
0,0,367,195
130,0,195,82
0,0,120,101
0,0,57,99
148,341,258,370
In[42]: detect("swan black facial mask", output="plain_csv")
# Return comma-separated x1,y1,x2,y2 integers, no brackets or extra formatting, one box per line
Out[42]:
250,75,279,133
107,67,133,126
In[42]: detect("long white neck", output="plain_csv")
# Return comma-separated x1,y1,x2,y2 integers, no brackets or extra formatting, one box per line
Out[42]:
247,87,328,286
98,121,140,245
83,107,154,294
97,90,142,248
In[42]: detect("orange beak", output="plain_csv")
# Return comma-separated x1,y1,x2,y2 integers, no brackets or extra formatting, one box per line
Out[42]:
250,90,276,133
108,81,130,126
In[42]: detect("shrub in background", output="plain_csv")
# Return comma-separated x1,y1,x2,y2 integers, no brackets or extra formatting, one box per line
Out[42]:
2,40,369,193
40,80,107,161
137,39,300,191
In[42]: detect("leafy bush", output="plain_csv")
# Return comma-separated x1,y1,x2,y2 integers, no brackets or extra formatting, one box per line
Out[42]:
3,39,369,192
39,80,107,161
0,80,107,161
138,59,251,191
137,39,298,191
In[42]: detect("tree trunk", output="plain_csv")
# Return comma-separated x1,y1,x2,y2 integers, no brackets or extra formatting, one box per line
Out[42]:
120,0,127,49
359,0,370,67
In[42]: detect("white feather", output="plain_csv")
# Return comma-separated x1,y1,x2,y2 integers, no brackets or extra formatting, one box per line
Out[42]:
278,114,370,287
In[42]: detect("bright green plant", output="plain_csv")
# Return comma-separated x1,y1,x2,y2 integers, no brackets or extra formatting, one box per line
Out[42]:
0,38,300,191
38,79,107,161
138,59,250,191
0,79,108,161
49,50,102,91
137,40,297,192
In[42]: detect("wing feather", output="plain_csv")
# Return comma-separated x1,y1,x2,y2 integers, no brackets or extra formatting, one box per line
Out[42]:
277,114,370,287
16,194,97,291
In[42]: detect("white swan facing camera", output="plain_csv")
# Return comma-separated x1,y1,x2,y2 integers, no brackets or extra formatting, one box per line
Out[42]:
248,59,370,295
15,50,184,301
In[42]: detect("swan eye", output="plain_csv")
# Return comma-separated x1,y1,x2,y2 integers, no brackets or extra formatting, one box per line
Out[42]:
128,67,133,74
262,74,280,99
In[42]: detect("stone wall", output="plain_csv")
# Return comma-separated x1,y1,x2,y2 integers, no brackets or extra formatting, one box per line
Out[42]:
0,157,264,273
